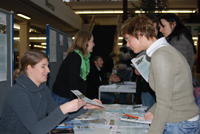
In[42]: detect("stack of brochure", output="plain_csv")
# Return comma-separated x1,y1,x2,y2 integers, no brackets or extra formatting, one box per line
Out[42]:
120,114,152,124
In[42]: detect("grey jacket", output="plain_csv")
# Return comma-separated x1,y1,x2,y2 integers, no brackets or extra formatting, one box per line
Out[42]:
148,46,199,134
168,33,195,69
0,74,86,134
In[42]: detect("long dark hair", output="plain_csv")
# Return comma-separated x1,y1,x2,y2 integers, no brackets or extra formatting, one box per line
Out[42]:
159,13,196,53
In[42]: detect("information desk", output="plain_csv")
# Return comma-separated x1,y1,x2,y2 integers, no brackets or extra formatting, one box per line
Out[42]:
98,82,136,101
52,104,149,134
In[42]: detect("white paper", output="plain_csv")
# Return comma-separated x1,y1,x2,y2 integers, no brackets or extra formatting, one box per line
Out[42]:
121,114,152,124
131,55,150,82
49,29,57,62
0,12,7,81
71,90,105,108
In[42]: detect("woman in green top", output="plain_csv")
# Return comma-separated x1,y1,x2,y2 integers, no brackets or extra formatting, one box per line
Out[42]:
52,31,95,105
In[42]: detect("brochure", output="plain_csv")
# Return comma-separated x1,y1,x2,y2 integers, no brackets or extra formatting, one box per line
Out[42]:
71,90,105,108
131,54,150,82
120,114,152,124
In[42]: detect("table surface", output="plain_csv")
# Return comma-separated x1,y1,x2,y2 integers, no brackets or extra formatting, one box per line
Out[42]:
52,104,149,134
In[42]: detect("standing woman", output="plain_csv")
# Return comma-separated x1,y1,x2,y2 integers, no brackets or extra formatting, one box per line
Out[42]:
52,31,95,105
0,50,102,134
159,13,196,69
121,15,200,134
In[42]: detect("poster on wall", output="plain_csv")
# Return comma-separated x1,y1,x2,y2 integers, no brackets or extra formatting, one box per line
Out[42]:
49,29,57,62
68,37,72,48
0,12,7,81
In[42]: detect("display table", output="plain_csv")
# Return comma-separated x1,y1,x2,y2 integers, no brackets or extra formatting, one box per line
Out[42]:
52,104,149,134
98,81,136,101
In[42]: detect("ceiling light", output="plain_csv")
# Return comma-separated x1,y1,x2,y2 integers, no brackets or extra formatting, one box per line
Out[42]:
34,45,46,49
118,43,123,45
17,13,31,20
75,10,123,14
41,43,46,45
14,37,46,40
193,37,198,40
135,10,196,14
30,37,46,40
118,37,123,40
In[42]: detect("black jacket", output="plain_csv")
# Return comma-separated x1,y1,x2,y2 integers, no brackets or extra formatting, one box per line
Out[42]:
86,65,109,99
52,52,87,100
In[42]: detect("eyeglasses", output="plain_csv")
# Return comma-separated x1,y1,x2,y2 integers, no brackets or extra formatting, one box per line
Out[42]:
125,36,130,42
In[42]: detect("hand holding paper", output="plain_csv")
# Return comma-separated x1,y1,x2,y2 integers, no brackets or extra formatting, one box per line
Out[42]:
71,90,105,108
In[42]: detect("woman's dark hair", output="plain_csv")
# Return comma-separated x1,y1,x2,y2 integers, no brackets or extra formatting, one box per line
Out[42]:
159,13,196,53
20,50,49,76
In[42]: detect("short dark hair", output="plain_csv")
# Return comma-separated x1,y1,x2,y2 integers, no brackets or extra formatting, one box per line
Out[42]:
121,15,157,40
93,56,102,63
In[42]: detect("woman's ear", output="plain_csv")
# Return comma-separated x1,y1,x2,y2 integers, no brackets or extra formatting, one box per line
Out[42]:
26,65,32,73
172,21,176,29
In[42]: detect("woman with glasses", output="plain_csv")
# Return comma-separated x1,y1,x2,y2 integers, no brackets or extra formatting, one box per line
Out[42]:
121,15,200,134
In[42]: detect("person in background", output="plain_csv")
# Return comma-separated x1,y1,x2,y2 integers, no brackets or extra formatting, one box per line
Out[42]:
118,44,132,104
0,50,102,134
52,31,95,105
159,13,196,70
121,15,200,134
13,68,20,84
103,52,118,76
87,56,121,104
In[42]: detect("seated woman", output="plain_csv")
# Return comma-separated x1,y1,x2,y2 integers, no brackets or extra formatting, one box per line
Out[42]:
121,15,200,134
0,50,102,134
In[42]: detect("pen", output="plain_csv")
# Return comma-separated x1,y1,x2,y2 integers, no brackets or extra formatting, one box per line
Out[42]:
124,114,139,119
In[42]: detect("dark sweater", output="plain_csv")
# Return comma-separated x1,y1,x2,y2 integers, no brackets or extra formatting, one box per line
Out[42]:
0,74,86,134
52,52,87,100
86,65,109,99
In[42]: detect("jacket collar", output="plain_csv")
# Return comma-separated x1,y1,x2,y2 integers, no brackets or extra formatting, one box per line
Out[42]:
16,74,46,92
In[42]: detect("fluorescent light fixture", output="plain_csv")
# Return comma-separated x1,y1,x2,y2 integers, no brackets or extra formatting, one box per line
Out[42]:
30,37,46,40
41,43,46,45
118,43,123,45
14,37,46,40
135,10,196,14
14,37,20,40
75,10,123,14
193,37,198,40
17,13,31,20
118,37,123,40
34,45,46,49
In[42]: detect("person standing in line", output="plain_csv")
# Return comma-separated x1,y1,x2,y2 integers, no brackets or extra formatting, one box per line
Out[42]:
52,31,95,105
159,13,196,70
87,56,121,104
0,50,102,134
121,15,200,134
118,44,132,104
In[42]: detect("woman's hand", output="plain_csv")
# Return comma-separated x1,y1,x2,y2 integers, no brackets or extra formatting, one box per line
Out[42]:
143,111,153,120
135,69,140,75
60,99,86,114
83,99,103,110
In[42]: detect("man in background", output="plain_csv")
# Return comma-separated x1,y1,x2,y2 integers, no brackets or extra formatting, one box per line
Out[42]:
87,56,121,104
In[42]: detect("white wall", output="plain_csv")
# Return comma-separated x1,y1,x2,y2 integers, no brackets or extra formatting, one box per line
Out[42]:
30,0,82,30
